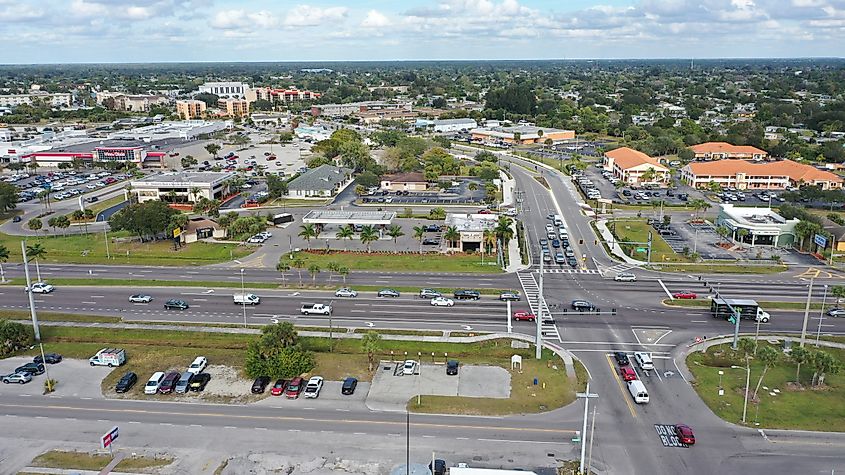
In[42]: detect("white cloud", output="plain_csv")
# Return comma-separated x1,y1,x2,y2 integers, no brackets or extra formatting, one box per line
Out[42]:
210,9,278,29
361,10,390,28
283,5,348,27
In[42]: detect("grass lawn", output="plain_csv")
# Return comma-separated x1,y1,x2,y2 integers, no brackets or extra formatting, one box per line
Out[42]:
0,310,121,323
0,231,252,266
86,195,127,216
283,250,504,274
409,350,587,416
30,450,172,472
649,263,788,274
687,342,845,430
611,219,691,263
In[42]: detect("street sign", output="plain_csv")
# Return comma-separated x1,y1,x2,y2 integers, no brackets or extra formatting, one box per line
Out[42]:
636,248,647,253
101,426,119,449
814,233,827,248
173,227,182,238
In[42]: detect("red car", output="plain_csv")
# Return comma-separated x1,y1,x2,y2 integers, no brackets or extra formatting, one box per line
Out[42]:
285,377,303,399
513,311,536,322
620,366,637,382
477,209,493,214
266,155,277,161
675,424,695,445
673,290,697,299
270,379,288,396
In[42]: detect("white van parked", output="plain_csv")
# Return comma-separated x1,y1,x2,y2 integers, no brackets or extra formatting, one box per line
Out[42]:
144,371,165,395
627,380,649,404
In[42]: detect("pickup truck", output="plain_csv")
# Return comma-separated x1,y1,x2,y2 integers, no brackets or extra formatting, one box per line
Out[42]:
300,303,332,315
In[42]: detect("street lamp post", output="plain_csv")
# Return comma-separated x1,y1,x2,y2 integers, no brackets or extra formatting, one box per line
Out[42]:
800,278,815,347
731,364,750,424
576,383,599,474
816,285,829,346
240,268,247,328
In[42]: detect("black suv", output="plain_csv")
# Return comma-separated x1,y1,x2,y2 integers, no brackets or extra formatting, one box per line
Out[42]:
115,371,138,393
453,289,481,300
251,376,271,394
15,362,45,376
34,353,62,364
446,360,459,375
571,300,596,311
164,299,189,310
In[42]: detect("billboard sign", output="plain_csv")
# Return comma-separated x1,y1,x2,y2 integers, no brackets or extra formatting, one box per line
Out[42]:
814,233,828,248
101,426,119,449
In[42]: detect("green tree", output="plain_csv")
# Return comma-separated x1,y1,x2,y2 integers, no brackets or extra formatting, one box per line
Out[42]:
794,220,821,251
338,266,349,284
244,322,315,379
298,224,317,250
71,209,85,221
361,331,382,372
494,216,514,243
266,174,288,198
413,225,426,254
204,143,221,158
25,242,46,281
276,261,291,287
736,228,749,249
0,244,8,283
359,225,379,253
444,226,460,249
428,207,446,220
810,350,841,387
751,345,780,399
308,263,320,284
0,182,19,212
386,224,404,245
181,156,198,169
55,215,70,236
716,225,730,244
27,218,42,232
108,201,178,241
336,225,354,251
789,345,811,384
292,257,306,286
356,171,380,188
0,320,32,357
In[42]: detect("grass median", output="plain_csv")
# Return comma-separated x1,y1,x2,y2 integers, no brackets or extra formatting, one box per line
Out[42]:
687,342,845,431
663,299,827,311
282,250,504,274
649,263,788,274
610,218,691,263
29,450,172,472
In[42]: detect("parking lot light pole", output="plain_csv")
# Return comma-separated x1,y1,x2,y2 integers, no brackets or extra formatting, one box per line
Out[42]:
576,383,599,474
22,241,51,390
240,268,247,328
800,278,815,348
816,285,828,346
731,365,750,424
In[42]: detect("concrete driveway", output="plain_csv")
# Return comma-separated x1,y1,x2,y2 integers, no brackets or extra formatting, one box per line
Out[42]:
252,380,370,410
0,357,111,398
365,361,510,412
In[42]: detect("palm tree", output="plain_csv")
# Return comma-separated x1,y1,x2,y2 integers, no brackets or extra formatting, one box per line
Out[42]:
361,331,383,372
299,224,317,250
335,225,354,251
494,216,514,243
789,346,811,384
736,228,749,249
326,261,339,282
276,261,291,287
308,264,320,285
0,244,8,283
751,345,780,399
428,207,446,220
338,266,349,284
386,225,404,245
794,220,820,251
359,225,379,253
190,186,202,203
482,229,497,254
443,226,460,250
292,258,306,286
716,225,730,244
413,225,426,254
26,243,47,282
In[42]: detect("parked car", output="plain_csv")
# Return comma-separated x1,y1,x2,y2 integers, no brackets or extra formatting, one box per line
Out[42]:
285,377,304,398
430,297,454,307
188,356,207,374
129,294,153,303
175,372,194,394
620,366,638,381
251,376,271,394
114,371,138,393
189,373,211,392
403,360,417,375
453,289,480,300
27,282,55,294
446,360,459,375
422,238,440,245
614,273,637,282
614,352,630,366
164,299,189,310
15,363,45,376
341,377,358,395
513,311,536,322
675,424,696,445
270,379,289,396
303,376,324,398
144,372,165,395
2,372,32,384
419,288,442,299
672,291,698,299
33,353,62,365
571,300,596,311
158,371,181,394
377,288,400,298
335,288,358,298
498,291,520,301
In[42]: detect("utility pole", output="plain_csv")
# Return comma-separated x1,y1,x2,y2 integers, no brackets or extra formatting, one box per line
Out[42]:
800,278,814,348
646,231,653,265
22,241,51,390
576,383,599,475
536,256,544,359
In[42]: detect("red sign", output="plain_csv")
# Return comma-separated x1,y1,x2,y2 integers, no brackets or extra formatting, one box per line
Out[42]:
101,426,119,449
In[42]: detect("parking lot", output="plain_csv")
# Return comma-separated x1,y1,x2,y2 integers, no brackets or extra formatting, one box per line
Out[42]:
365,360,510,412
0,357,111,398
4,169,132,204
359,178,487,206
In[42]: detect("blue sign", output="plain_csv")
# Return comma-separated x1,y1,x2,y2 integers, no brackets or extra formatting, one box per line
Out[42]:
814,234,828,248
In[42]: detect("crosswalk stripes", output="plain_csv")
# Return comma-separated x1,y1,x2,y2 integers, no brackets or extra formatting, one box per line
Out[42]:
516,272,563,343
541,268,601,275
602,263,635,275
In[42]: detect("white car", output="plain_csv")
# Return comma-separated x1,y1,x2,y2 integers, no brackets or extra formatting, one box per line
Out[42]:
128,294,153,303
27,282,55,294
335,288,358,298
430,297,454,307
303,376,324,398
614,273,637,282
402,360,417,375
144,371,165,395
188,356,207,375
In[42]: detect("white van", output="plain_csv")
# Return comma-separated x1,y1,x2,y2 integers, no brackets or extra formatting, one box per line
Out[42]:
627,380,649,404
234,293,261,305
634,352,654,371
553,214,563,226
144,371,165,395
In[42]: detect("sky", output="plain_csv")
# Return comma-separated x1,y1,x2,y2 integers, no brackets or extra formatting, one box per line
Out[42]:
0,0,843,63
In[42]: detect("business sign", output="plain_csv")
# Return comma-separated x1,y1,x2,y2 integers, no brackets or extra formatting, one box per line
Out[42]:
100,426,119,449
172,227,182,238
814,233,828,248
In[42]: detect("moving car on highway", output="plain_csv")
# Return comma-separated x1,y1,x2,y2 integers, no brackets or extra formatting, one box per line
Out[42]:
498,291,520,301
377,288,400,298
614,273,637,282
673,290,697,299
129,294,153,303
164,299,189,310
571,300,596,311
827,308,845,317
614,352,629,365
620,366,638,381
430,297,454,307
513,311,536,322
453,289,480,300
418,288,442,299
335,288,358,298
27,282,55,294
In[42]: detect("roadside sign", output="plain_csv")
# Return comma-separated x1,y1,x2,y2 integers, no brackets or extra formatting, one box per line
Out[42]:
814,233,827,248
101,426,119,449
636,248,647,253
173,227,182,238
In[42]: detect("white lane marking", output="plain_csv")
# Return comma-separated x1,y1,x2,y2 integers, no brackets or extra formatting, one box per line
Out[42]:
476,439,565,445
81,301,96,304
225,426,237,429
673,358,689,383
658,279,673,299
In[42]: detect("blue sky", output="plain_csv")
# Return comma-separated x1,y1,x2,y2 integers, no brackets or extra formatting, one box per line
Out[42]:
0,0,843,63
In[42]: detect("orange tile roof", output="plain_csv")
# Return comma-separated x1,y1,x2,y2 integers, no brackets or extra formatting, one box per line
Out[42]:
687,159,843,184
690,142,767,156
605,147,667,171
